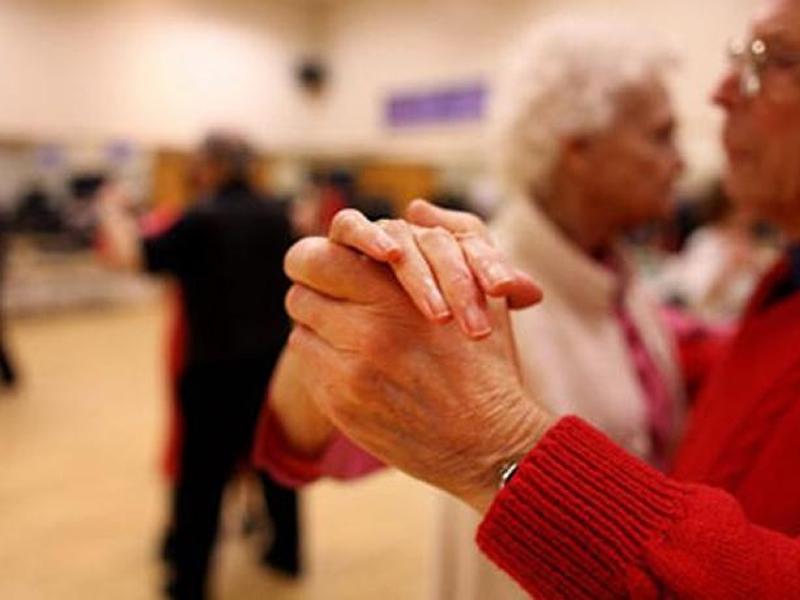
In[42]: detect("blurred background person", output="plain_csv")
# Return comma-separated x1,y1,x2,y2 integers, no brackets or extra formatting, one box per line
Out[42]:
97,132,299,599
655,180,780,323
289,168,395,237
289,169,354,236
0,208,17,389
289,171,328,237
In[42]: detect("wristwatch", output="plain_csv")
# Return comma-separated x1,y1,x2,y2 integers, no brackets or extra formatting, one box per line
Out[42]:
498,459,521,489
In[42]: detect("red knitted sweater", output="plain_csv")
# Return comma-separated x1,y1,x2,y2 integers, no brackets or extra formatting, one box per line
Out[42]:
477,417,800,598
478,261,800,597
670,259,800,535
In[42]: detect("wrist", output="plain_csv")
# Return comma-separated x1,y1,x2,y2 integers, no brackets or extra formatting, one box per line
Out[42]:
270,351,336,457
461,399,555,514
271,388,335,458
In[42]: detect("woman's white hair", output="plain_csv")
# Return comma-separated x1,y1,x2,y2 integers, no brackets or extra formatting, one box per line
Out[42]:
493,15,678,197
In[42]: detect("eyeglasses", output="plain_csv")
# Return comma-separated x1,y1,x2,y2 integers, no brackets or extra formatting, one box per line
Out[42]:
727,38,800,98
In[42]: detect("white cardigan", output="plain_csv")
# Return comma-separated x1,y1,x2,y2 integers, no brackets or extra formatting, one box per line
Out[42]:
433,198,683,600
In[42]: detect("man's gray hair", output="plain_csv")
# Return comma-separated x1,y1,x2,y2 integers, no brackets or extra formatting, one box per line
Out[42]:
493,15,678,196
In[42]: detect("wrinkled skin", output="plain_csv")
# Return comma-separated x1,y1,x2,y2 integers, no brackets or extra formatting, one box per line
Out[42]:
283,234,553,512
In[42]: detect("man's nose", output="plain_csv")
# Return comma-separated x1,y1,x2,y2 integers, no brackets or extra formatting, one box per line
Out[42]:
712,66,745,111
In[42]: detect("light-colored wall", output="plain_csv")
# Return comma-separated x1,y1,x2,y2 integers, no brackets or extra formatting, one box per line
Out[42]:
313,0,757,179
0,0,317,150
0,0,759,180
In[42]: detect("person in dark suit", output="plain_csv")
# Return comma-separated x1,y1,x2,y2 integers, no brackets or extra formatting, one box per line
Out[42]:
98,132,299,599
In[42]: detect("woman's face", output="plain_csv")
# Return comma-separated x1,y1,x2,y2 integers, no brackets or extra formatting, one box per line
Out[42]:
571,79,684,232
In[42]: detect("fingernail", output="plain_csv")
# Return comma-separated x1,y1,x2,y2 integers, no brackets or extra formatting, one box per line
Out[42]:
463,304,491,338
425,286,451,320
374,234,402,261
485,263,514,288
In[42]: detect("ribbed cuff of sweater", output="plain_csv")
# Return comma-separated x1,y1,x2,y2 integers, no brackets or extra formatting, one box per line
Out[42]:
252,407,385,488
477,416,691,599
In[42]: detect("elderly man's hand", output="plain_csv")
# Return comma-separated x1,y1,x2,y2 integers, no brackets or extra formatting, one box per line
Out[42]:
285,237,554,513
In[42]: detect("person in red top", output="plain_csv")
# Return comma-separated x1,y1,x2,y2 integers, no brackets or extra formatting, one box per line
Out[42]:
254,0,800,596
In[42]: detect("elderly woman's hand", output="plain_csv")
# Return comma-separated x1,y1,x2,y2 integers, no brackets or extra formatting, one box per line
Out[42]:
284,237,554,513
326,200,542,339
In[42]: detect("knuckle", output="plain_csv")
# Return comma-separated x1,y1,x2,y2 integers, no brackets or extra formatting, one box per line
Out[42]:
472,245,502,270
285,237,311,264
379,218,410,237
470,254,493,276
331,209,359,233
284,285,312,321
449,267,475,291
288,235,327,261
284,284,300,310
300,240,330,274
417,225,452,247
338,355,379,405
282,243,305,280
463,213,486,232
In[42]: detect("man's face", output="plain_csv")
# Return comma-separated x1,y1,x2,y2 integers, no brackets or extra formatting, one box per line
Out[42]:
575,79,683,231
714,0,800,228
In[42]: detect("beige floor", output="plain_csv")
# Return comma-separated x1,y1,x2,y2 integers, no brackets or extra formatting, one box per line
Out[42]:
0,301,439,599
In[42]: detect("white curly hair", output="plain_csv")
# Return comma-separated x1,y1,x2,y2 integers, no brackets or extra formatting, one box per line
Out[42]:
493,15,678,197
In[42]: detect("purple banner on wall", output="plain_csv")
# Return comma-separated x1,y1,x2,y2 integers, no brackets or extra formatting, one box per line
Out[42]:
35,144,64,169
386,82,487,128
106,140,135,165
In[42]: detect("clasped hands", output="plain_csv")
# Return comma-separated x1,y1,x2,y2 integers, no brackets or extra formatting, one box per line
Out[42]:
275,199,556,514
